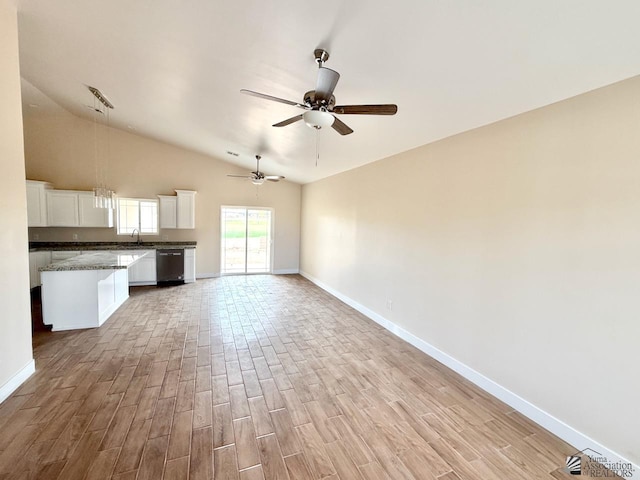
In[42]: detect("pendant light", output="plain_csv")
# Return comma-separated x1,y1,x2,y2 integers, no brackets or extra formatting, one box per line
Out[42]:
88,86,115,209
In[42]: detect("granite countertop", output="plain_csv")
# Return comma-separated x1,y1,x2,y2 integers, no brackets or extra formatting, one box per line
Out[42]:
30,241,196,252
40,251,151,272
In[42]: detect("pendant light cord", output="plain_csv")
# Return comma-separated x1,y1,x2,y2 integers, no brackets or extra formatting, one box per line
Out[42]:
105,107,110,190
93,96,99,188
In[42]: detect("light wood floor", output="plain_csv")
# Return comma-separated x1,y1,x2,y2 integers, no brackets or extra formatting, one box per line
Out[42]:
1,274,579,479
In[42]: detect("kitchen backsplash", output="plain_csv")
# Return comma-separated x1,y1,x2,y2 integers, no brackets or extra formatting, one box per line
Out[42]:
29,227,196,243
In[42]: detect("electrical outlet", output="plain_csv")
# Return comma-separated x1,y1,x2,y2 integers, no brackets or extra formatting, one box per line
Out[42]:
386,300,393,311
162,235,168,241
72,233,78,240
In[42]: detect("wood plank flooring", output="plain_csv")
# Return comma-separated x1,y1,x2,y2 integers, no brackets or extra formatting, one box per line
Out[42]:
0,274,582,479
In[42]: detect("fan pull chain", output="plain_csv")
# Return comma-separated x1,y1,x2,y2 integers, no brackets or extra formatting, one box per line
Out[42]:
315,129,320,167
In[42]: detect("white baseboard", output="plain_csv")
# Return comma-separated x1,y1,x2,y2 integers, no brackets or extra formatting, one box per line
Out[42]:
196,271,299,278
299,270,638,478
196,272,219,279
273,269,299,275
0,360,35,404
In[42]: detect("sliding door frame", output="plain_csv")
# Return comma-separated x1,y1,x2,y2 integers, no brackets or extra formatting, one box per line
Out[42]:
220,205,275,276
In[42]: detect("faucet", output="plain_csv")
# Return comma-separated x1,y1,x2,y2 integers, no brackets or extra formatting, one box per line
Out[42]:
131,228,141,245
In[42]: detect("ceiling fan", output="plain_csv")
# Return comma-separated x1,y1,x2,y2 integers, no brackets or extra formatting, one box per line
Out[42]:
241,49,397,136
227,155,285,185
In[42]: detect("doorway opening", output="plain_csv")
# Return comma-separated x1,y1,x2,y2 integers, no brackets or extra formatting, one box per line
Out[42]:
221,207,273,274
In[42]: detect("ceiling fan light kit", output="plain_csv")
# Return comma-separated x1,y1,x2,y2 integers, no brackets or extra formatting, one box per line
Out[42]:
240,49,397,136
303,109,334,129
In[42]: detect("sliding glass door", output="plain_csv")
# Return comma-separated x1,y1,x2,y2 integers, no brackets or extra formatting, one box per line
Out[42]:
221,207,272,274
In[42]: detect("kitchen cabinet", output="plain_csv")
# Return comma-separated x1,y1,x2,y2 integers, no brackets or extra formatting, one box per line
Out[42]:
158,190,196,229
78,192,113,227
128,251,157,285
41,268,129,331
29,251,51,289
184,248,196,283
46,190,79,226
176,190,196,229
26,180,51,227
40,251,151,331
158,195,177,229
28,253,37,289
46,190,113,228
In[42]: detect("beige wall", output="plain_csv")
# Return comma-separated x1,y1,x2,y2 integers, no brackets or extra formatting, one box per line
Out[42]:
301,76,640,464
0,1,34,396
24,109,301,276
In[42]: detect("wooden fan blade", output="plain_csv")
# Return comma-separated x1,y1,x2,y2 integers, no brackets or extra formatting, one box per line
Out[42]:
240,89,305,109
273,114,303,127
315,67,340,102
265,176,285,182
333,104,398,115
227,174,253,179
331,115,354,135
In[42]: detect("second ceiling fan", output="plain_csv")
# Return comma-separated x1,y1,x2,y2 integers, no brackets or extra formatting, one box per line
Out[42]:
227,155,284,185
241,49,397,136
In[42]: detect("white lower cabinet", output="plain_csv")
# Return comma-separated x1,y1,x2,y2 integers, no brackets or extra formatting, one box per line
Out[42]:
29,251,52,289
128,251,157,286
42,268,129,331
184,248,196,283
97,269,129,322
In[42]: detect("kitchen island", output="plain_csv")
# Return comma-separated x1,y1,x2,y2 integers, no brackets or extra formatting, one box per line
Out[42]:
40,251,150,331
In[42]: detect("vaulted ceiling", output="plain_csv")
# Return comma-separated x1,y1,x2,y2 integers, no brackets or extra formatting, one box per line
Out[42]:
16,0,640,183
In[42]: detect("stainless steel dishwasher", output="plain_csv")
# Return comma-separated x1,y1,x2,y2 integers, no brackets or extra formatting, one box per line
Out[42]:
156,249,185,285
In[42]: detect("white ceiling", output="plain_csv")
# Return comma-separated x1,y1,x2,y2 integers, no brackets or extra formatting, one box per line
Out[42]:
16,0,640,184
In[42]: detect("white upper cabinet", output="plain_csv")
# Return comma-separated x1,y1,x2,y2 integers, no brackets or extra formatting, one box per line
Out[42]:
176,190,196,229
47,190,80,226
26,180,52,226
158,195,177,229
78,192,113,227
46,190,113,228
159,190,196,229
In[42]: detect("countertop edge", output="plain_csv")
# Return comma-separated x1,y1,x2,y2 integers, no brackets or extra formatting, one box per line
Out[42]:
30,242,196,252
39,251,152,272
